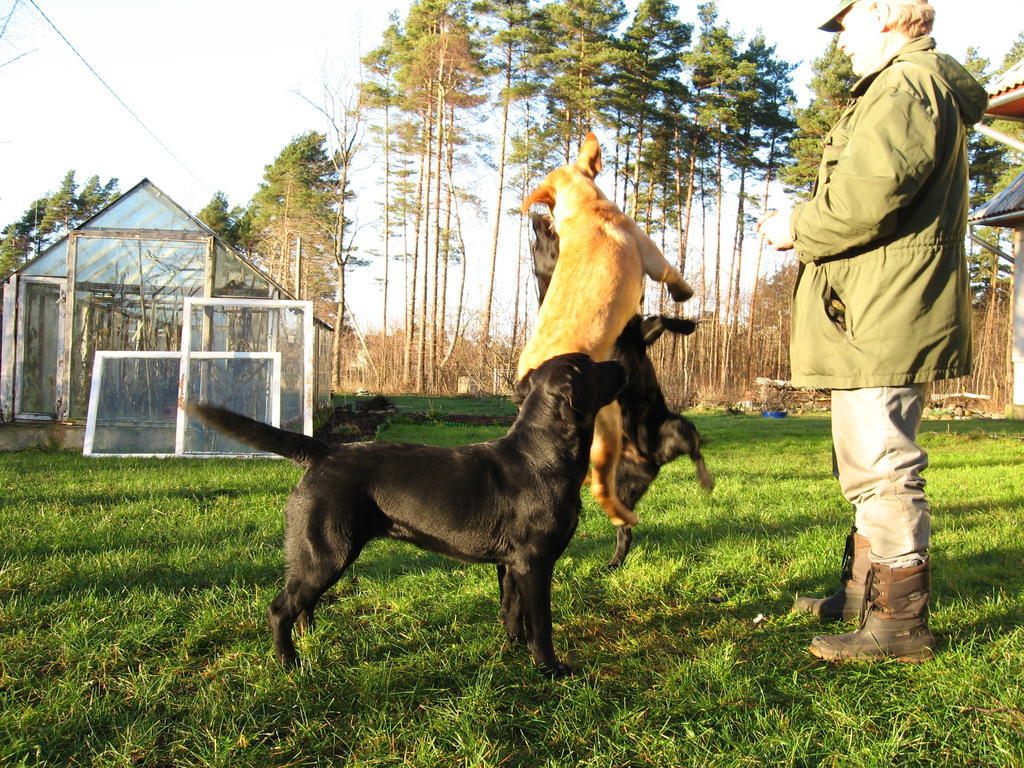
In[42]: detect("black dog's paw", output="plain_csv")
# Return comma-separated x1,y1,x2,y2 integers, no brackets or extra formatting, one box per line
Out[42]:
539,661,573,678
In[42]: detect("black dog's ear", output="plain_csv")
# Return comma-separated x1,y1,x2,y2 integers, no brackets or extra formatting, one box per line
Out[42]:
653,417,713,488
511,369,533,406
594,360,626,407
654,415,698,465
530,212,559,305
531,211,556,240
640,316,698,346
639,316,668,345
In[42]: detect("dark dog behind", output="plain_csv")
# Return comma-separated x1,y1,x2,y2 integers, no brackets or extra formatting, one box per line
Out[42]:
188,353,625,677
529,212,713,567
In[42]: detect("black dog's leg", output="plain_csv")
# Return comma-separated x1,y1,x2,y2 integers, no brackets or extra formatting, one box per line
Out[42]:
268,577,334,667
268,539,366,668
608,528,634,569
511,562,571,677
608,453,656,569
497,564,526,645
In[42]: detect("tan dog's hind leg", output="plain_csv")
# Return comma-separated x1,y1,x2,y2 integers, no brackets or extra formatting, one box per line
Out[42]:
589,401,639,528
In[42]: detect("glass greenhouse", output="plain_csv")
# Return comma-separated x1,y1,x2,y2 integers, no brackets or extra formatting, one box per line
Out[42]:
0,179,334,456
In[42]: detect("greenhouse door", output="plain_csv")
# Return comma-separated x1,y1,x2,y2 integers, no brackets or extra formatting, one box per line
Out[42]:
14,277,65,420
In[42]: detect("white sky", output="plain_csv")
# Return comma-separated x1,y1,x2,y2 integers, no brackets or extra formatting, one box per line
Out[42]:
2,0,1021,327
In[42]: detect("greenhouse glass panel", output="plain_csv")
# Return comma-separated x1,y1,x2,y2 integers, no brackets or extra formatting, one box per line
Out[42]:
188,303,272,353
21,239,67,277
87,183,198,231
186,302,309,434
277,306,306,432
69,237,205,419
84,353,180,455
213,244,272,298
180,355,280,455
316,325,333,409
16,280,61,416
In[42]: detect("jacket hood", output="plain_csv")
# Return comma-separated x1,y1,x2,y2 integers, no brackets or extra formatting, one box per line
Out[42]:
916,45,989,125
855,37,989,125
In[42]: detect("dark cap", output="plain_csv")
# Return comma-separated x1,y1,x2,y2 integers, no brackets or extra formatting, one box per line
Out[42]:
820,0,857,32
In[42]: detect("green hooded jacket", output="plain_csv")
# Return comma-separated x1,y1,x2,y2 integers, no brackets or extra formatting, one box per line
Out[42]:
789,36,989,389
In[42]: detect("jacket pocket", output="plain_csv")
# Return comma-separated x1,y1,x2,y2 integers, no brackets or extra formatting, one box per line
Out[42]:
819,143,845,187
822,283,853,341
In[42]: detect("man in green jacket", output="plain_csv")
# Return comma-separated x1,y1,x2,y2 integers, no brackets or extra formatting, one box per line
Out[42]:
758,0,988,661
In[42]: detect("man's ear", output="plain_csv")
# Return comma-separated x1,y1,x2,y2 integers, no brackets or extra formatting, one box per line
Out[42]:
522,183,555,213
575,131,602,178
868,2,890,33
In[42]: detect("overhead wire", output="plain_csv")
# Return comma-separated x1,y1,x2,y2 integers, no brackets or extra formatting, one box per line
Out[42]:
25,0,213,195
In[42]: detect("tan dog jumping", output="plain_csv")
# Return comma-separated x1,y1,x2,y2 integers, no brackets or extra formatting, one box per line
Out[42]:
518,131,693,529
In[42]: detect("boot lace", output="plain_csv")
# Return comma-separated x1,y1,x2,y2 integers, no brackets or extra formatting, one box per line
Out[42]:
839,528,856,583
858,566,880,627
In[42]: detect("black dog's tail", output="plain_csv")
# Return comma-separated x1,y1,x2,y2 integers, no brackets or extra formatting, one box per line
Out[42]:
186,403,330,468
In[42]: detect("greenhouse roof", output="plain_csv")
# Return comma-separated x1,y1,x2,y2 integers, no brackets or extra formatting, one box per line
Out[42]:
16,179,292,301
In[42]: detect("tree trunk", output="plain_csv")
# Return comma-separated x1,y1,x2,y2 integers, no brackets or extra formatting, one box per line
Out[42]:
481,49,513,345
745,136,777,384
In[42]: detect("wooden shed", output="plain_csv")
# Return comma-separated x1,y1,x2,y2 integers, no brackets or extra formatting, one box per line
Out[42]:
970,59,1024,419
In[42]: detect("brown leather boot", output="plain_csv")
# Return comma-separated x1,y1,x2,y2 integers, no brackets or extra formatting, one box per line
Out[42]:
792,528,871,621
809,560,935,662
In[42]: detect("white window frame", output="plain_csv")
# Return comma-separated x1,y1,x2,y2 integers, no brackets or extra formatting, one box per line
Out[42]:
180,297,314,436
174,350,281,457
84,350,281,458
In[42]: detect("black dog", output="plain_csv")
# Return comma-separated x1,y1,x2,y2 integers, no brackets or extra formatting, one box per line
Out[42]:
187,353,625,677
530,212,713,567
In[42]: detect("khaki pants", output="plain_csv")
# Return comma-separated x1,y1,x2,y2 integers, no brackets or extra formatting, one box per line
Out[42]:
831,385,931,568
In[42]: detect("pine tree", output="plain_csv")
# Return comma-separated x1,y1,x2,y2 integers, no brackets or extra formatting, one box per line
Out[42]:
532,0,626,160
0,172,118,277
197,191,245,248
739,34,797,383
684,1,751,382
250,132,337,297
391,0,486,391
474,0,544,344
614,0,691,218
39,171,80,241
76,175,120,220
363,16,406,340
779,36,855,194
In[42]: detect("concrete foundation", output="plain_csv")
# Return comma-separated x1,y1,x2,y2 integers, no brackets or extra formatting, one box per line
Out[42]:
0,422,85,452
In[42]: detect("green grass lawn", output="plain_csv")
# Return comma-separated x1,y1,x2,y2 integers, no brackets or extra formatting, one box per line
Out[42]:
1,413,1022,767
